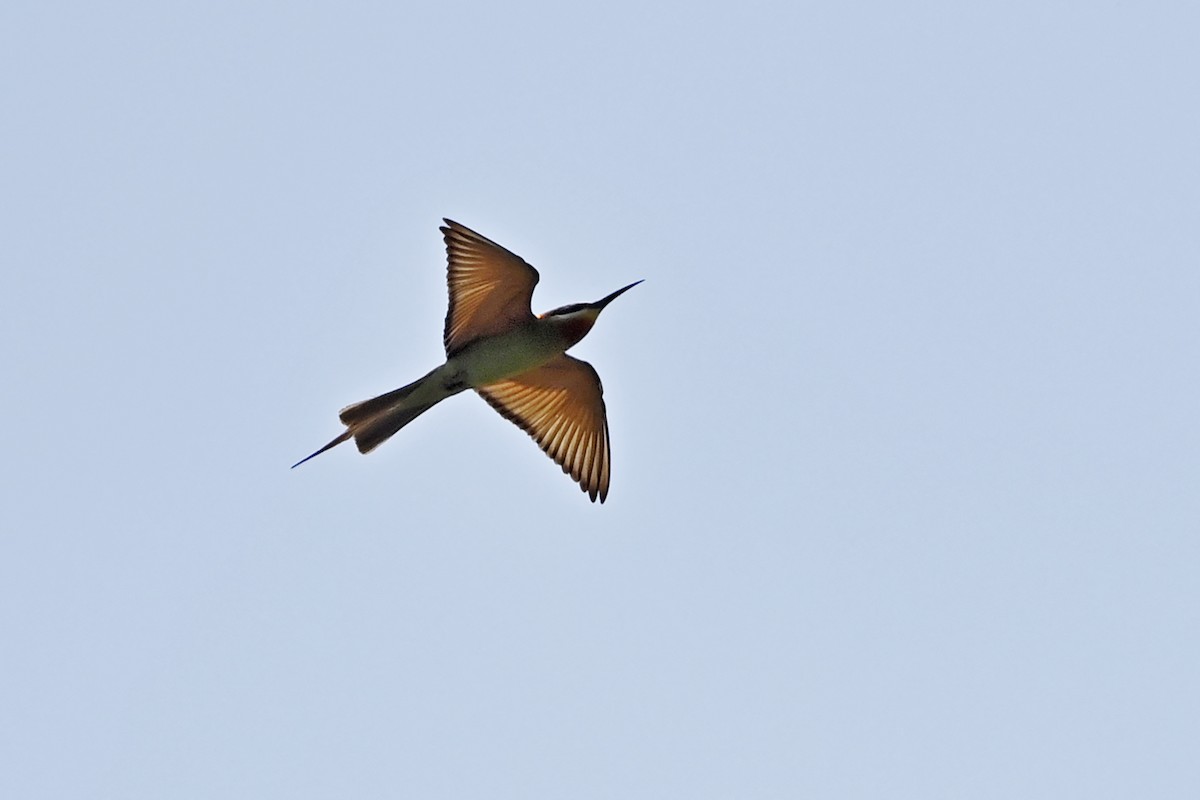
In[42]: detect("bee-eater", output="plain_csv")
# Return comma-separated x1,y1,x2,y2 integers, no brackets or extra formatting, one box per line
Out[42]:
292,219,641,503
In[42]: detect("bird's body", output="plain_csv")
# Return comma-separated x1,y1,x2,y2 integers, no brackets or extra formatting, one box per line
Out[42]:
293,219,640,503
448,318,574,386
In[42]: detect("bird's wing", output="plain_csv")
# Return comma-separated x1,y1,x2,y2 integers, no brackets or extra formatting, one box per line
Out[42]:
441,219,540,357
476,354,611,503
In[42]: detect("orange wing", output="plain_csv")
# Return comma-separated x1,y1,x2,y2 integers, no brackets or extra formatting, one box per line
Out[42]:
476,354,612,503
441,219,540,357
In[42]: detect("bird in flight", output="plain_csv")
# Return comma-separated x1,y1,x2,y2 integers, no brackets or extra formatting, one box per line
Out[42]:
293,219,641,503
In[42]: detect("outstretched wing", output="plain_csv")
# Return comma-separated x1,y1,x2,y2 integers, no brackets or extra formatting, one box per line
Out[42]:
441,219,539,357
476,354,612,503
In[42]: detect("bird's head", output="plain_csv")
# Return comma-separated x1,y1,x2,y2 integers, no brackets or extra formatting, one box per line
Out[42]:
540,279,643,349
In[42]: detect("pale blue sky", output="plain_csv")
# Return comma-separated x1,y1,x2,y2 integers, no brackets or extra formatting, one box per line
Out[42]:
3,1,1198,797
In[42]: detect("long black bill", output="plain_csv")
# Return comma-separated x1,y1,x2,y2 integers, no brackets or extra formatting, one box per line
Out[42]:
595,279,644,309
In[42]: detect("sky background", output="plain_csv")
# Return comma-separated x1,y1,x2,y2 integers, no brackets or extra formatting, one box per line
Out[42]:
3,1,1198,797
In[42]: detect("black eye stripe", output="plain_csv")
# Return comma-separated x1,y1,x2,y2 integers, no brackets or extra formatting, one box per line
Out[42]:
545,303,590,316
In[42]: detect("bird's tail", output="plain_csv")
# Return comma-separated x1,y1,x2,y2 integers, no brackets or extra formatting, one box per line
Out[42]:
291,370,445,468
